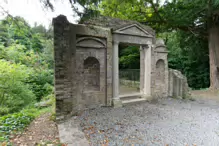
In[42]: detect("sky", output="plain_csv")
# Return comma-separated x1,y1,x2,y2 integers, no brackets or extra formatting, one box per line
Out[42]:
0,0,82,28
0,0,166,28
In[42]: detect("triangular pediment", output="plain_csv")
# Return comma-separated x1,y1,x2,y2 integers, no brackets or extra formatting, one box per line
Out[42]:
114,24,153,37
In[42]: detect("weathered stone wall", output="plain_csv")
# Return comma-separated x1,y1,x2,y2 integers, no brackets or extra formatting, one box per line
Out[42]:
168,69,191,99
150,44,156,98
75,36,107,110
152,39,169,98
53,15,113,121
84,57,100,91
73,24,113,110
53,15,76,120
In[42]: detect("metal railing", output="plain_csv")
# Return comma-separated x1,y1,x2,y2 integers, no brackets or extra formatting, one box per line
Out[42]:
119,69,140,88
119,69,140,81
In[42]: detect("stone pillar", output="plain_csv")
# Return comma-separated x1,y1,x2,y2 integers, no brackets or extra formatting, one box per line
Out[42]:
143,45,152,97
53,15,75,121
153,39,169,98
140,46,145,94
112,41,122,107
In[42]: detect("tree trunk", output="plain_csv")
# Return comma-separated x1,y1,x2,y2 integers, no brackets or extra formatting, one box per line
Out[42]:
209,26,219,89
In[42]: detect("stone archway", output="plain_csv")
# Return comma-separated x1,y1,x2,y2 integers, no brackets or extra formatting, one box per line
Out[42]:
112,23,154,107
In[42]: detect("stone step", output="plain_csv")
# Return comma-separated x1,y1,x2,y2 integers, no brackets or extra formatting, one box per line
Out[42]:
122,98,147,106
119,93,142,101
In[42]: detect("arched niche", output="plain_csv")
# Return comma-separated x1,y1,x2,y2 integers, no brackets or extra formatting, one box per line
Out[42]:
156,59,165,83
84,57,100,91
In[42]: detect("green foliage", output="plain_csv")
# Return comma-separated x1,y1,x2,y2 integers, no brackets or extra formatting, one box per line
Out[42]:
119,46,140,69
0,14,55,145
98,0,219,33
96,0,213,89
42,39,54,69
0,107,50,143
1,43,54,101
3,44,28,63
27,70,54,101
1,16,44,52
0,22,10,46
0,16,54,116
0,60,35,115
164,31,210,89
0,112,35,142
99,0,152,22
32,23,47,35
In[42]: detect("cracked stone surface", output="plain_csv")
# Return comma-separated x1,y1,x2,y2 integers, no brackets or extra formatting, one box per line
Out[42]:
74,97,219,146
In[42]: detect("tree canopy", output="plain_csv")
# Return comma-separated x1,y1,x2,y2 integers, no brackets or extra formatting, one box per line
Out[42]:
95,0,219,89
0,16,54,115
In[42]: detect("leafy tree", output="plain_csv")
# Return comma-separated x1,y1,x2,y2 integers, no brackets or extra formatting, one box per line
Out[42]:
0,16,44,53
27,69,53,101
42,39,54,69
0,21,10,46
2,43,54,101
32,23,47,35
119,45,140,69
0,16,54,109
96,0,219,89
0,60,35,114
165,31,210,89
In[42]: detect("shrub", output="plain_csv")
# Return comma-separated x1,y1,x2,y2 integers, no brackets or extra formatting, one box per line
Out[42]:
27,69,53,101
0,111,35,142
0,107,51,143
0,60,35,115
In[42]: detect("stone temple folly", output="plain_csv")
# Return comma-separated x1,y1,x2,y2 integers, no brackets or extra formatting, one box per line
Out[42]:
53,15,190,120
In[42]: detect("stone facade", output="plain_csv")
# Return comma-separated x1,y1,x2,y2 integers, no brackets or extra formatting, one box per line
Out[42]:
53,15,190,120
153,39,169,98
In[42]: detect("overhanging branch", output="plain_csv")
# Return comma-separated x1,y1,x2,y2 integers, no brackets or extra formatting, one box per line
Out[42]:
148,0,167,23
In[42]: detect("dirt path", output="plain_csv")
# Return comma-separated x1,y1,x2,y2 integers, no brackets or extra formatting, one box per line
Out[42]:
192,89,219,99
10,113,60,146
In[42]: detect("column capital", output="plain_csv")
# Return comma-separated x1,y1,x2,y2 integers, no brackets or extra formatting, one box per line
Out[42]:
113,41,119,45
142,45,149,49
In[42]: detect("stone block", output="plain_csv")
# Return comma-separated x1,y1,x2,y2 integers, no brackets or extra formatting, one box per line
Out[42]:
112,99,122,108
168,69,191,99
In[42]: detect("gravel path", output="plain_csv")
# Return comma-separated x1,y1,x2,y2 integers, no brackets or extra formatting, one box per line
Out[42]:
77,97,219,146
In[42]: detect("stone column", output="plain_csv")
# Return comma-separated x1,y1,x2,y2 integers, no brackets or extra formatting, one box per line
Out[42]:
112,41,122,107
140,46,145,94
143,45,152,97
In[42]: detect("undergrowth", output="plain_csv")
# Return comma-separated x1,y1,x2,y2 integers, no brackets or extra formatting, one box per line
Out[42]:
0,107,51,144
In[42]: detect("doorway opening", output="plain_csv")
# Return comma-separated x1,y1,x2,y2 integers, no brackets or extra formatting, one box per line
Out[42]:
119,43,141,96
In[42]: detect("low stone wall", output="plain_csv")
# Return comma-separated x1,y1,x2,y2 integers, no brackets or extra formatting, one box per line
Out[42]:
168,69,191,99
120,79,140,88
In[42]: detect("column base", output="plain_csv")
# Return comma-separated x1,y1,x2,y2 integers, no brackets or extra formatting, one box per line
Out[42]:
112,98,122,108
